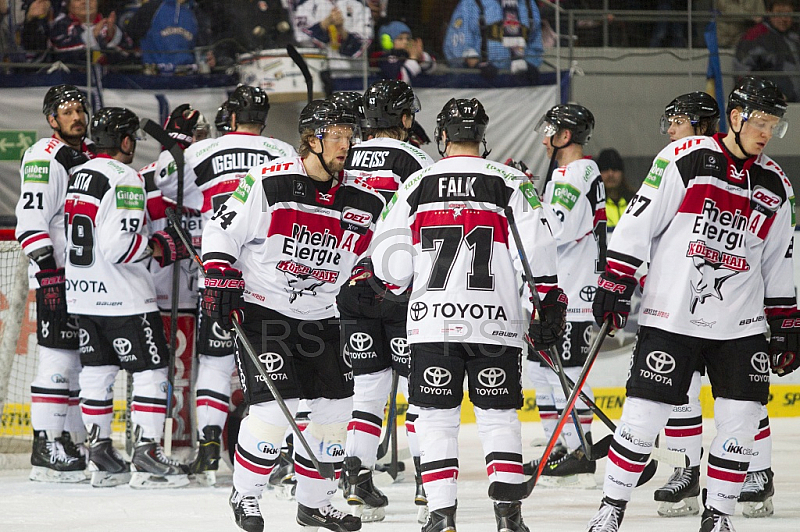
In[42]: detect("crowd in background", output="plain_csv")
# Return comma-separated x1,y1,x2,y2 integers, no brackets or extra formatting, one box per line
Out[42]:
0,0,797,100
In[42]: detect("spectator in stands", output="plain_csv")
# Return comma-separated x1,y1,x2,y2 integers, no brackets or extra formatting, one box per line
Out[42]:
21,0,63,62
716,0,766,47
443,0,543,79
125,0,214,74
290,0,373,58
734,0,800,102
650,0,687,47
371,20,435,84
50,0,133,65
596,148,633,229
198,0,293,68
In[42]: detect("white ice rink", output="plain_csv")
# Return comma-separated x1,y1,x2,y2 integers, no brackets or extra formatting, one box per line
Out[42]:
1,418,798,531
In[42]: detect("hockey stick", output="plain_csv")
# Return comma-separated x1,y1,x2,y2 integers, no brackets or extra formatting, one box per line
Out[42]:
529,346,687,470
231,318,336,481
375,370,399,460
489,321,609,501
163,214,336,481
287,44,313,104
504,206,591,456
141,117,185,455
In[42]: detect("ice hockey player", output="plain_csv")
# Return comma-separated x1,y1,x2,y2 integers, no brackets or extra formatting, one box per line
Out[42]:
370,97,564,532
154,86,297,484
654,90,776,519
16,84,94,482
338,79,433,523
200,98,385,532
64,107,190,489
587,76,798,532
524,104,605,486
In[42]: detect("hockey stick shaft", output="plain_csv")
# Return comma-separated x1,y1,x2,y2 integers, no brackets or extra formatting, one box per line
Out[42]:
504,206,590,454
141,118,185,455
529,344,686,468
287,44,313,104
231,318,336,481
376,370,399,460
162,215,336,480
488,321,609,501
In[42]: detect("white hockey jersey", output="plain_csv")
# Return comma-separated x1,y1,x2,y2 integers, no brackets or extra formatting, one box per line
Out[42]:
345,136,433,203
15,136,92,288
154,132,297,229
141,161,201,312
372,155,561,348
541,157,606,321
64,155,157,316
608,134,796,339
201,157,385,320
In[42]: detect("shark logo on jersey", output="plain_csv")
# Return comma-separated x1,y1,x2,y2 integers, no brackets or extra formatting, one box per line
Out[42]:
449,203,466,219
686,241,747,314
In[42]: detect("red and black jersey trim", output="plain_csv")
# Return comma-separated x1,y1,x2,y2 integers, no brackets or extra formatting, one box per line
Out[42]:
764,297,797,318
66,169,111,201
407,172,514,216
484,451,524,476
54,143,90,173
607,250,643,278
202,251,237,265
420,457,459,483
193,148,280,187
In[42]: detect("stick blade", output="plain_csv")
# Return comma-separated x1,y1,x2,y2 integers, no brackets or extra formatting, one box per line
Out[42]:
318,462,336,481
637,459,659,486
588,434,613,461
488,479,534,501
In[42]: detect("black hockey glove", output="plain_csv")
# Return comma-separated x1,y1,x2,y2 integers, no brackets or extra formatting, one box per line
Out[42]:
593,272,636,330
769,315,800,376
529,288,568,350
504,158,534,179
337,258,387,318
150,225,190,267
165,103,202,149
35,267,67,312
202,263,244,328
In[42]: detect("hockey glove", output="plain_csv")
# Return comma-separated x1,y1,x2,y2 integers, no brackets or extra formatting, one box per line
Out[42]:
769,315,800,376
150,225,190,267
202,263,244,328
337,258,387,318
35,268,67,312
529,288,568,350
593,272,636,330
504,158,534,179
165,103,202,149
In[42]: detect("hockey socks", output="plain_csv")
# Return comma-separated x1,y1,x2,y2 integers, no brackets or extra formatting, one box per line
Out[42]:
603,397,671,502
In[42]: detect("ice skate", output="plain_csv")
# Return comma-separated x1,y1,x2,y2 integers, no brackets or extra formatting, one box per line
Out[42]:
421,505,457,532
654,465,700,517
494,501,530,532
188,425,221,486
414,456,429,524
296,503,361,531
268,450,296,499
586,497,626,532
29,430,86,483
344,457,387,522
58,431,89,462
522,442,567,475
536,447,597,488
85,424,130,487
230,487,264,532
129,426,189,489
700,505,737,532
738,468,774,518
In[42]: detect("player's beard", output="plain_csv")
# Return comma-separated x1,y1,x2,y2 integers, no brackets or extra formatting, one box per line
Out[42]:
59,120,86,147
325,155,346,175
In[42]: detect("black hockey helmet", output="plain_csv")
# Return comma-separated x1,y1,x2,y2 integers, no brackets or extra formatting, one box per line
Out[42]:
330,91,366,121
42,84,88,117
661,91,720,135
90,107,140,149
434,98,489,144
298,99,359,135
535,104,594,145
165,104,209,148
227,85,270,126
728,76,788,119
215,101,232,135
363,80,420,129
